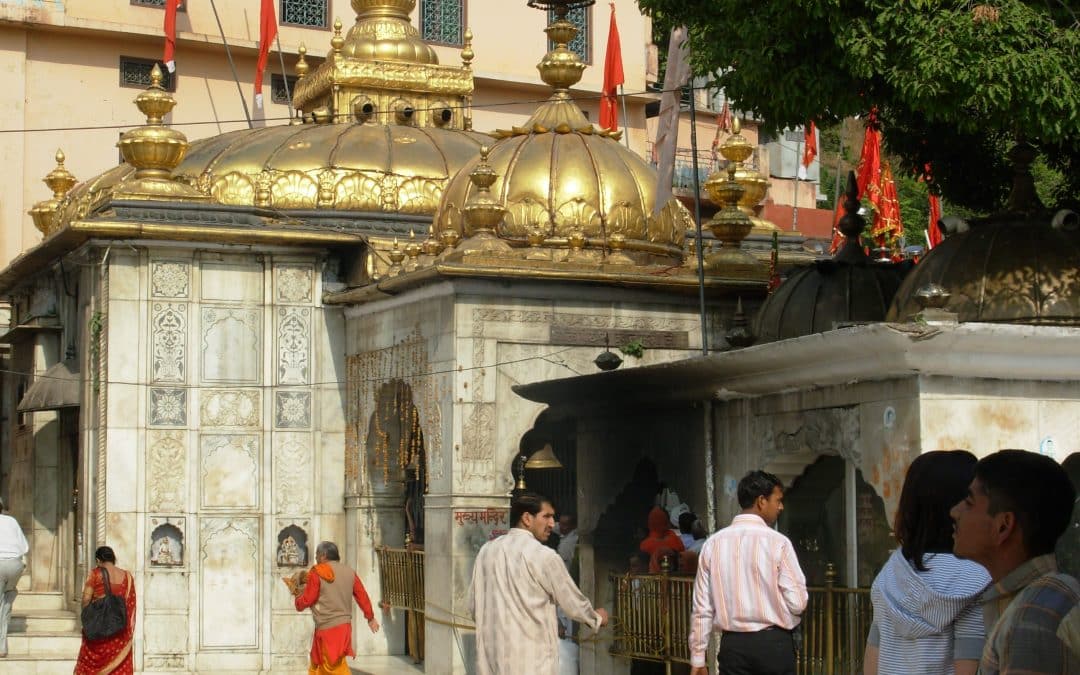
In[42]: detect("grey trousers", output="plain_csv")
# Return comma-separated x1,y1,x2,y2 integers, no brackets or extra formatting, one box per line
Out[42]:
0,557,25,655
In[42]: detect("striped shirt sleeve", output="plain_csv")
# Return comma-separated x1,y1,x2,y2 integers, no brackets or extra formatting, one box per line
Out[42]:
951,600,985,661
689,541,715,668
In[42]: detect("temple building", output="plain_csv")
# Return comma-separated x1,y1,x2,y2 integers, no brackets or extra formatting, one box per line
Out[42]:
0,0,786,672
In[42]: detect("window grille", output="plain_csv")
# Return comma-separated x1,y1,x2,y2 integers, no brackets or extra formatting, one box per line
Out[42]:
549,6,590,63
420,0,464,46
119,56,176,92
280,0,328,28
271,74,298,105
132,0,166,6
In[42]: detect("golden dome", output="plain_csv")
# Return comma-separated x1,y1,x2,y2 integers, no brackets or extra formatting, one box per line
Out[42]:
173,123,487,213
342,0,438,64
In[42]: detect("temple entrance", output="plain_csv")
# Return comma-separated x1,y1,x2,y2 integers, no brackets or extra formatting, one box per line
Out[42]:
779,455,892,587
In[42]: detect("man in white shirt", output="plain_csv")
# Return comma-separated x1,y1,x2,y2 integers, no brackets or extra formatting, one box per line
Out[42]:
689,471,808,675
469,492,608,675
556,513,578,570
0,497,29,658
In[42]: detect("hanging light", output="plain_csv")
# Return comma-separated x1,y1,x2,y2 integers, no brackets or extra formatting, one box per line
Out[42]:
524,443,564,470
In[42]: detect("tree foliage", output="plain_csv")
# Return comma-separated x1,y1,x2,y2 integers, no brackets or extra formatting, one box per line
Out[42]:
638,0,1080,210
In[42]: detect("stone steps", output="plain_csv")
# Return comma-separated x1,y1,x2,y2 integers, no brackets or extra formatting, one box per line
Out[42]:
5,592,82,669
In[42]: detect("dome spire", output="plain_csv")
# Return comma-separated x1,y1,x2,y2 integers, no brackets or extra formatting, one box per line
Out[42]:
703,118,764,274
29,149,78,237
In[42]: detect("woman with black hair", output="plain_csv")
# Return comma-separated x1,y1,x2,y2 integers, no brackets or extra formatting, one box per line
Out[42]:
863,451,990,675
75,546,136,674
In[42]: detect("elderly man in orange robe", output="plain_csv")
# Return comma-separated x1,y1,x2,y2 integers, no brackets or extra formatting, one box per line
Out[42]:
291,541,380,675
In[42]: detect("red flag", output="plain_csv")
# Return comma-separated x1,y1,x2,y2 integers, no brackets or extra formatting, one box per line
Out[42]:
255,0,278,107
870,162,903,251
802,120,817,168
710,100,731,166
927,194,943,248
600,2,625,131
163,0,182,73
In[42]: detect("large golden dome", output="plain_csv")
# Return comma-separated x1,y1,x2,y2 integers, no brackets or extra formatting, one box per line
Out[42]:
174,124,486,213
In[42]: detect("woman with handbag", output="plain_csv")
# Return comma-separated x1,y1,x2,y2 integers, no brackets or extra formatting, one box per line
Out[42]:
75,546,136,675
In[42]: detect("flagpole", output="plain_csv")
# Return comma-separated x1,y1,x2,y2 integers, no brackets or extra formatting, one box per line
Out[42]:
275,33,294,120
208,0,253,129
792,134,801,232
618,84,630,148
831,125,845,226
687,83,708,356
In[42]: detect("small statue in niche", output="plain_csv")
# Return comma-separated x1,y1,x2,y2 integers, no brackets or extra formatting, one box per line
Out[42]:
277,534,306,566
156,537,175,565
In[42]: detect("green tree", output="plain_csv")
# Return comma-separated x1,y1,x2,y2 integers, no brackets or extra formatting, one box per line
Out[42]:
636,0,1080,211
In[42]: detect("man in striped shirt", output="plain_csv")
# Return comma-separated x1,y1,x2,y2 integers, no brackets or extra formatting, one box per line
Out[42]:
951,449,1079,674
689,470,808,675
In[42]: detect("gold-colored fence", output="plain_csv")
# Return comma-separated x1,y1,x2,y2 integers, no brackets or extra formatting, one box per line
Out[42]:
374,546,425,612
609,563,872,675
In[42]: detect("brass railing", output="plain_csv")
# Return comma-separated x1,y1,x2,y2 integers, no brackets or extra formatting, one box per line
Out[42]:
609,563,871,675
375,546,425,612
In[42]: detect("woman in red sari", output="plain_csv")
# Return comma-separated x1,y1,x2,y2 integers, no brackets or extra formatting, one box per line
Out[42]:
75,546,136,675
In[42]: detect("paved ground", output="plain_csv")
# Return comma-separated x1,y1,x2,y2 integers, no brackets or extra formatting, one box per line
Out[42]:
349,655,425,674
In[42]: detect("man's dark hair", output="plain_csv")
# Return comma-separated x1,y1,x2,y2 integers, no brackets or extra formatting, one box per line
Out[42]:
94,546,117,564
976,449,1076,557
737,470,783,509
895,450,977,570
678,511,696,534
511,491,552,527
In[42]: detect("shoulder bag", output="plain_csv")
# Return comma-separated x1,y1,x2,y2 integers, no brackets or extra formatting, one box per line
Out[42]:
80,567,128,640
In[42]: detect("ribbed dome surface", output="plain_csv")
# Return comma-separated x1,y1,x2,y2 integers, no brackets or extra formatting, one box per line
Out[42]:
755,260,908,343
887,219,1080,324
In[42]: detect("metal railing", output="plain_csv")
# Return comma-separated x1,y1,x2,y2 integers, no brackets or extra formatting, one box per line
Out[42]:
375,546,425,613
609,563,871,675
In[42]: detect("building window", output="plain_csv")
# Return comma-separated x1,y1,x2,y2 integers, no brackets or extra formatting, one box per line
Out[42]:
271,74,298,105
281,0,328,28
119,56,176,92
132,0,166,6
549,6,590,63
420,0,465,46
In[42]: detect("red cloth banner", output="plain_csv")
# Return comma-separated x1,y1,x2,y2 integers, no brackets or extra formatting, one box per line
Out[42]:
163,0,182,73
600,2,625,131
802,120,817,168
927,194,943,248
255,0,278,107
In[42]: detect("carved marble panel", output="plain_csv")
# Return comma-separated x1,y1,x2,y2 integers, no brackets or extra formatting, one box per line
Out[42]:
150,388,186,427
200,434,259,510
201,307,261,383
273,433,312,513
143,653,186,671
274,391,311,429
200,389,261,428
277,307,311,385
152,302,187,383
200,517,259,649
151,261,190,299
149,517,185,568
275,264,313,304
147,431,187,513
199,261,263,303
459,403,496,482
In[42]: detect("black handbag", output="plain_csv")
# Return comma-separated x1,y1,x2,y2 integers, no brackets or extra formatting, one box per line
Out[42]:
80,567,127,640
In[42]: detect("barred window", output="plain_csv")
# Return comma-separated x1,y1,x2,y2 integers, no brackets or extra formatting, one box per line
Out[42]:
280,0,328,28
119,56,176,92
132,0,166,6
549,6,590,63
420,0,465,46
271,74,298,105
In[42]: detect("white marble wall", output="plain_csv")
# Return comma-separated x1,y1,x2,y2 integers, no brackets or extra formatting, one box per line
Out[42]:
96,248,346,673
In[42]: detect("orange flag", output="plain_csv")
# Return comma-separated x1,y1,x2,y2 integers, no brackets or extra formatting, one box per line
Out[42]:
600,2,625,131
802,120,817,168
927,194,943,248
255,0,278,107
163,0,182,73
870,162,903,251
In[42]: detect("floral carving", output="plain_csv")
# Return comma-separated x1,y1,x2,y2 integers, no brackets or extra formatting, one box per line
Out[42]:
504,197,551,238
211,172,256,206
275,391,311,429
151,261,190,298
397,177,443,214
274,438,312,513
152,302,186,383
275,265,313,304
148,431,186,512
555,197,602,236
200,389,261,428
379,175,400,211
607,202,647,240
277,307,310,385
334,173,382,211
460,403,495,481
272,171,317,209
150,388,187,427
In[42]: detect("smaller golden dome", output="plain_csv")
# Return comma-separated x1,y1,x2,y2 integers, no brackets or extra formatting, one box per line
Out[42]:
342,0,438,65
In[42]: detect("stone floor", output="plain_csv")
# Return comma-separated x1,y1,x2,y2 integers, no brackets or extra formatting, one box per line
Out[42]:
348,655,425,674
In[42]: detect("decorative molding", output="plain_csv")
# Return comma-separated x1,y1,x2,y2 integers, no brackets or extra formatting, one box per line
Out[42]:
275,264,314,304
200,389,261,428
274,391,311,429
150,260,190,299
459,403,496,482
152,302,187,383
147,431,186,512
277,307,311,385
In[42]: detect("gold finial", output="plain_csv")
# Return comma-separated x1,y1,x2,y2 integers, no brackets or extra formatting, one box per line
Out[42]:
296,44,310,81
388,237,405,276
422,224,444,257
700,116,761,274
458,146,513,255
537,11,586,91
404,228,422,271
29,149,79,236
461,28,475,69
331,19,345,55
133,63,176,126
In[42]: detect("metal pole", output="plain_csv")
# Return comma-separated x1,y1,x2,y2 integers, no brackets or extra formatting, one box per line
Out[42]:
208,0,252,129
831,126,846,225
687,84,708,355
619,84,631,148
275,32,294,120
792,133,802,231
